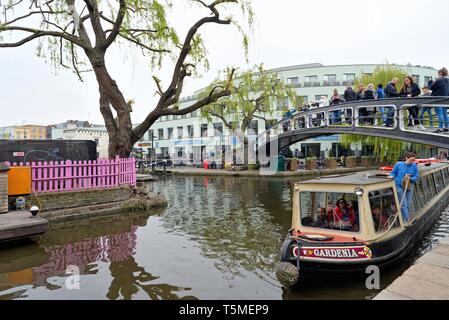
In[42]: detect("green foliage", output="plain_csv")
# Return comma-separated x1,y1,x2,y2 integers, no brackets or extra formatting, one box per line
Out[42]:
348,65,415,162
355,64,408,89
200,64,298,133
340,134,425,163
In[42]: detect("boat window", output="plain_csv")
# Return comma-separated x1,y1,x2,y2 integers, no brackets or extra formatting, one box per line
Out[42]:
421,175,431,203
300,192,360,233
368,188,400,233
414,179,425,211
444,168,449,183
427,175,437,198
435,170,445,191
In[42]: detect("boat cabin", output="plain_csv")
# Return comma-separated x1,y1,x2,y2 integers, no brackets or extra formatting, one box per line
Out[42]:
292,162,449,242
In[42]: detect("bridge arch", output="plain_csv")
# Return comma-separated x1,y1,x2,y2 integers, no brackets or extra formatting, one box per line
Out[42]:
257,97,449,157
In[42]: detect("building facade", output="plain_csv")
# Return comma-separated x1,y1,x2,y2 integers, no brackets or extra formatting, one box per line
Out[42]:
0,125,47,140
140,63,437,161
63,127,109,158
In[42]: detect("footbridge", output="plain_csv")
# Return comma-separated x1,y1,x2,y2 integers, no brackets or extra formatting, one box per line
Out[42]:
257,97,449,155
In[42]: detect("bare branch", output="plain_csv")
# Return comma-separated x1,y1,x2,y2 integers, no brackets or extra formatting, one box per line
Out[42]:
101,0,126,49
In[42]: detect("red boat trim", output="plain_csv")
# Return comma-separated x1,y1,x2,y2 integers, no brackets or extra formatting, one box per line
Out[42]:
293,245,373,262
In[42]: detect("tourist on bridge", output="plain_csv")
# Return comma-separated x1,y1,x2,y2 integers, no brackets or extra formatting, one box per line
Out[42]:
400,76,422,129
330,89,345,124
420,86,434,129
377,84,387,125
385,78,400,127
363,83,377,125
343,85,356,124
428,67,449,134
388,152,419,225
344,85,356,102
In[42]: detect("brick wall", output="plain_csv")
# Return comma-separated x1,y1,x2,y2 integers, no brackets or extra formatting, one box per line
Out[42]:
0,172,8,213
8,186,132,212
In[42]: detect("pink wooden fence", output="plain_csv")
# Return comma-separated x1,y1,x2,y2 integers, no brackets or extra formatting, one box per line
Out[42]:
6,157,136,193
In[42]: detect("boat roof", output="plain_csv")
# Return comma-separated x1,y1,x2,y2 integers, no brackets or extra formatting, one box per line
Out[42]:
298,162,449,187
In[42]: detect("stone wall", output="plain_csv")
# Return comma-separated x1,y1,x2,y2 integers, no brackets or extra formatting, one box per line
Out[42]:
0,169,8,214
9,186,133,212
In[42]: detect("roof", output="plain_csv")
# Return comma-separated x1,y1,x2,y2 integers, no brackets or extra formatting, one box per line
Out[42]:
299,162,449,186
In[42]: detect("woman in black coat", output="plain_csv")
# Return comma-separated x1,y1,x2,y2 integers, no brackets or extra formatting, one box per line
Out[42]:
400,76,422,128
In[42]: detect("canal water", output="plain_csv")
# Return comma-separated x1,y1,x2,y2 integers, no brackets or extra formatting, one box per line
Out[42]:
0,176,448,300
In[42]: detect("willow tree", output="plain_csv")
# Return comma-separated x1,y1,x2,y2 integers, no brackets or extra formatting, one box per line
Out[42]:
345,64,410,162
0,0,253,157
200,64,298,163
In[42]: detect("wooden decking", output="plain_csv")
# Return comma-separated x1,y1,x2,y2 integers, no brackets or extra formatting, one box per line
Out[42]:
0,211,48,243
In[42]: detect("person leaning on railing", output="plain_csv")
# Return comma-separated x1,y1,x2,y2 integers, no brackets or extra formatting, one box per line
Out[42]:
384,78,400,127
428,67,449,134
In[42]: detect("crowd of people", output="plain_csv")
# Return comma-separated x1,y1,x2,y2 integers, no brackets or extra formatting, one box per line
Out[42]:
287,67,449,134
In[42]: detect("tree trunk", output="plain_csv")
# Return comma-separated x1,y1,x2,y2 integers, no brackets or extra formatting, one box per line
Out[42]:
88,51,134,158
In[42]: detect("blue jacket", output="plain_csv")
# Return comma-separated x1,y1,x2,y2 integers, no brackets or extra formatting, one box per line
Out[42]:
429,77,449,97
377,88,385,99
389,162,419,187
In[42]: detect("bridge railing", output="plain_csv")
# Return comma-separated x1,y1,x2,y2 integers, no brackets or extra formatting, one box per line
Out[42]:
257,97,449,148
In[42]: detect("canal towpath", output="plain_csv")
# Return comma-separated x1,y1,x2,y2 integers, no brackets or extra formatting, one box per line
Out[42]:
374,232,449,300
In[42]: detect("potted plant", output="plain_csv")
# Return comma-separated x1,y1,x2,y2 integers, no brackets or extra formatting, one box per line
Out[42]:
362,156,373,167
325,157,337,169
305,157,317,170
346,156,357,168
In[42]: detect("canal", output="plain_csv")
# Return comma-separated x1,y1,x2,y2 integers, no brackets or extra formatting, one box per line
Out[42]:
0,176,448,300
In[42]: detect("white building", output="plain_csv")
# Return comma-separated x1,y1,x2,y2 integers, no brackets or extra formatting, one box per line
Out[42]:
140,63,437,161
63,127,109,158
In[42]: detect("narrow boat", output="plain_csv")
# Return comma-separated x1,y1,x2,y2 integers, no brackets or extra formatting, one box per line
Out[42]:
276,161,449,287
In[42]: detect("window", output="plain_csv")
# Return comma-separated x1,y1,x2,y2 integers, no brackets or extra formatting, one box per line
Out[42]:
213,123,223,136
300,191,360,233
177,126,183,139
427,175,437,198
201,124,208,137
276,97,289,110
305,75,318,82
191,110,198,118
168,128,173,140
412,75,420,84
424,76,432,85
161,147,169,157
158,129,164,140
343,73,356,81
413,178,426,210
315,95,327,101
265,119,277,130
94,138,99,145
148,129,154,140
248,120,258,136
433,171,445,193
368,188,400,233
324,74,337,82
287,77,300,86
421,175,431,203
187,125,194,138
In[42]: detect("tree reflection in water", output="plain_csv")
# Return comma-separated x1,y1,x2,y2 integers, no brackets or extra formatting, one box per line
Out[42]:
150,177,294,286
0,211,194,300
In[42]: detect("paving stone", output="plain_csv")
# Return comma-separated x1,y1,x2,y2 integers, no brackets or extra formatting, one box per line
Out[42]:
387,274,449,300
432,244,449,257
374,289,413,300
416,252,449,269
402,263,449,287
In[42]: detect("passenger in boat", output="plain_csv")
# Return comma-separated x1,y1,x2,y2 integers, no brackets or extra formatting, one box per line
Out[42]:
314,208,329,229
388,152,419,224
372,205,390,231
333,199,357,230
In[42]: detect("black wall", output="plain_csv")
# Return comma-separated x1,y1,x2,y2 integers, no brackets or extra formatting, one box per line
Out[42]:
0,140,97,163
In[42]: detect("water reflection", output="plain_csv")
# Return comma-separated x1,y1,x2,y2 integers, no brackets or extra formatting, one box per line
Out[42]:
0,211,194,300
0,176,447,300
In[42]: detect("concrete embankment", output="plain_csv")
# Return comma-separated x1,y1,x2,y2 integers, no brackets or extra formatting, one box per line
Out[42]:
15,186,167,223
374,234,449,300
139,167,377,179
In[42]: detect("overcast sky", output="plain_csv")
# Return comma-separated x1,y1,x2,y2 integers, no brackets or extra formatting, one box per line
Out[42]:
1,0,449,127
